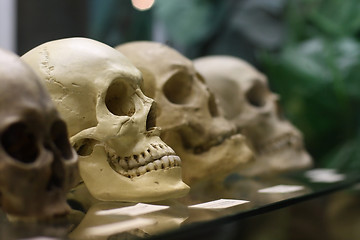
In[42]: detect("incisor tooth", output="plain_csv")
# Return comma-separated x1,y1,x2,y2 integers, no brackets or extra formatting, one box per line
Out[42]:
168,156,175,167
174,156,181,164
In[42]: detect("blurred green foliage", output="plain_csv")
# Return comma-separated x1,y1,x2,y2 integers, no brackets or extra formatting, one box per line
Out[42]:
88,0,152,47
262,0,360,170
155,0,286,60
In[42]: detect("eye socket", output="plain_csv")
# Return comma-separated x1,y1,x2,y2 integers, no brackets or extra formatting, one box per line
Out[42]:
50,120,73,160
105,79,135,116
73,138,99,156
1,122,39,163
163,72,194,104
246,80,268,107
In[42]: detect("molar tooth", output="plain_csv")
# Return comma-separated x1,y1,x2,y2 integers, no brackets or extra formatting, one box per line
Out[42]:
138,156,145,165
128,158,138,169
117,169,127,175
119,159,128,170
128,169,137,178
154,160,162,169
138,166,147,175
147,162,155,171
161,156,170,168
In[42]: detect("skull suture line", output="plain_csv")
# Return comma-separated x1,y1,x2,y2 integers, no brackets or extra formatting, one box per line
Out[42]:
0,48,78,218
194,56,312,176
22,38,189,202
117,42,254,185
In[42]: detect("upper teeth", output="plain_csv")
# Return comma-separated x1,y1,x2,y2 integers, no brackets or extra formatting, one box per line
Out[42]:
106,143,181,178
194,128,239,154
258,133,301,155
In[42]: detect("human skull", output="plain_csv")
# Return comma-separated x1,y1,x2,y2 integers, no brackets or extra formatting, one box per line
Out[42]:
194,56,312,176
21,38,189,202
0,48,78,218
116,42,253,185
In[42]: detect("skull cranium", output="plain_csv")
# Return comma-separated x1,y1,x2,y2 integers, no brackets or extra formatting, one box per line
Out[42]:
117,42,253,185
194,56,312,176
0,48,78,218
22,38,189,202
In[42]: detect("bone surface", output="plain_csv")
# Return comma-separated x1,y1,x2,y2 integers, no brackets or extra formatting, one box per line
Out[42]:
116,42,254,185
22,38,189,202
194,56,312,176
0,48,79,219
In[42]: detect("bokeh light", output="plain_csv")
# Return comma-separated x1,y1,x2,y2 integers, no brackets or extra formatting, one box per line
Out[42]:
131,0,155,11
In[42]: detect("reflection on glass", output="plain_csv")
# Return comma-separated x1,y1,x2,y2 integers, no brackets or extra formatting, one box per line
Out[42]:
0,169,358,240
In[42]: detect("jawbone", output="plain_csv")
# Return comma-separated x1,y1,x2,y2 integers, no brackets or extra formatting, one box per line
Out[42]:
238,133,313,176
79,145,190,202
168,133,254,185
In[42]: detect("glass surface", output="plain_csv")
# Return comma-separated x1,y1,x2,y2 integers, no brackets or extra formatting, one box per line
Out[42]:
1,168,359,240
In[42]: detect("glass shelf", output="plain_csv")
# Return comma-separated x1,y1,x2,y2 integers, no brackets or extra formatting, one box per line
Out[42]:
1,168,359,240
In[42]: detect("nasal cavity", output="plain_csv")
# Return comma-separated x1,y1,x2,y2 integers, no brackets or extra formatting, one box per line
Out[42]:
208,92,220,117
146,102,157,131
